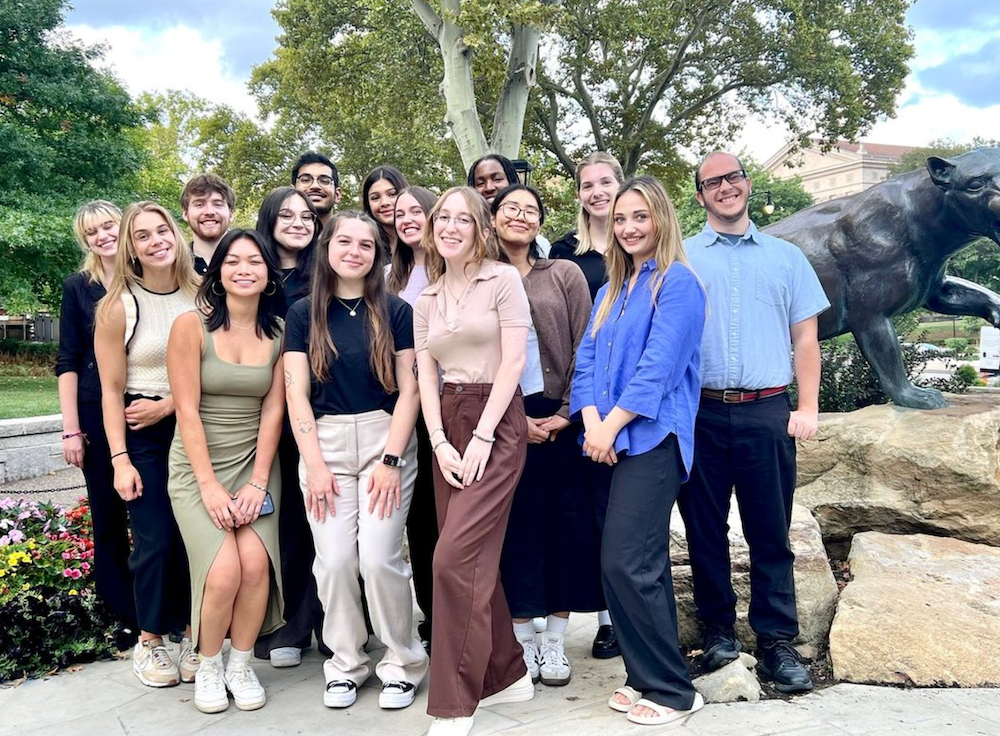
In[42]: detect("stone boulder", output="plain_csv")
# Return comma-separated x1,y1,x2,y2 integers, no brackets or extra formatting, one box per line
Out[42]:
829,531,1000,686
796,393,1000,549
670,503,839,659
693,653,762,703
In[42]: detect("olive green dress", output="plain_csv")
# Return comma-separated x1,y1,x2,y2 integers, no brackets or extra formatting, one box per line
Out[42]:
168,315,284,648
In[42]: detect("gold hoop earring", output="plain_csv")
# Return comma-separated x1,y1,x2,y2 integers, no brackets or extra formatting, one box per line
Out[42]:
263,281,277,296
211,281,226,296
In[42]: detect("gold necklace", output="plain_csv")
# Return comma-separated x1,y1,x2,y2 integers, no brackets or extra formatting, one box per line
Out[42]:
229,320,256,331
335,296,364,317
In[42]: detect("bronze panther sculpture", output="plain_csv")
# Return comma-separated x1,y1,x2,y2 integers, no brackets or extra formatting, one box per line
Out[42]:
764,148,1000,409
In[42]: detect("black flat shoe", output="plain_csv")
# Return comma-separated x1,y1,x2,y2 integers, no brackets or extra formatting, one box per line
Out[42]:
591,624,621,659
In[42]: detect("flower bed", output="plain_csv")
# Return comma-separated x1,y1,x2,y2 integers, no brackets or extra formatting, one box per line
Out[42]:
0,497,121,682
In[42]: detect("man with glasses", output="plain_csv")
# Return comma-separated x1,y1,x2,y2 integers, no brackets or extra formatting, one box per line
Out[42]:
292,151,342,227
681,152,829,694
181,174,235,274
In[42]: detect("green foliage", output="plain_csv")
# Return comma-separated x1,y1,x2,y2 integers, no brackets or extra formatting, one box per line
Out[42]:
944,337,971,356
954,364,981,386
0,339,59,364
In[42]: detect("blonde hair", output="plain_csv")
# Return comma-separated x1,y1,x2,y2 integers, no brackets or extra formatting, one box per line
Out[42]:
96,202,200,326
73,200,122,285
422,186,500,284
591,176,691,336
574,152,625,257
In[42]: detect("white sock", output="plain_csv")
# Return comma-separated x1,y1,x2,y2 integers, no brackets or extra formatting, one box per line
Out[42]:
200,651,223,668
546,615,569,637
598,610,612,627
513,621,536,643
227,646,252,671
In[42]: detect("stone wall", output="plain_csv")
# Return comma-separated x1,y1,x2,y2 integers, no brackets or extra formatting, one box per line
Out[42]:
0,414,64,483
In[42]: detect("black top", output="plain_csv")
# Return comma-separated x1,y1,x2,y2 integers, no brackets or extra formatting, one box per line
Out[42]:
56,272,107,404
284,295,414,416
549,231,607,301
280,268,311,318
190,242,209,276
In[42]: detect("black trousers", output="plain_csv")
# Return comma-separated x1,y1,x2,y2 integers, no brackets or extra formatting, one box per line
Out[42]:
255,426,326,656
677,394,798,644
80,400,137,629
124,395,190,635
602,434,695,710
406,413,438,625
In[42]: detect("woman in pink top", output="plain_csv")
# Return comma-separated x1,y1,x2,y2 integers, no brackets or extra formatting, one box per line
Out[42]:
413,186,532,736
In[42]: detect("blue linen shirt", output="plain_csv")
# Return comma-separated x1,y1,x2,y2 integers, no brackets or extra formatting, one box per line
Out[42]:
684,222,830,391
570,260,705,478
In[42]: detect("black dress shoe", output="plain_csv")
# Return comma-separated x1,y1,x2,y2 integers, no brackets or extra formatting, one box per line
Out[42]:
758,641,814,693
701,624,742,672
417,619,432,655
591,625,621,659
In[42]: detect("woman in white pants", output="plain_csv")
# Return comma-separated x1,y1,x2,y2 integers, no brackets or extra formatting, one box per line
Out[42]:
284,210,428,710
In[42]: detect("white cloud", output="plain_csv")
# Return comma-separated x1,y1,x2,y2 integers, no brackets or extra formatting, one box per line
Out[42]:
67,23,261,119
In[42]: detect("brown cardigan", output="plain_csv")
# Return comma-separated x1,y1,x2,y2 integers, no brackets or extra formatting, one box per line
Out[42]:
522,258,593,418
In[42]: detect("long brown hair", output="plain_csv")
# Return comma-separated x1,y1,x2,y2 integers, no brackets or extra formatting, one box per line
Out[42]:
97,202,200,326
591,176,691,336
308,211,397,392
422,186,499,284
387,186,436,295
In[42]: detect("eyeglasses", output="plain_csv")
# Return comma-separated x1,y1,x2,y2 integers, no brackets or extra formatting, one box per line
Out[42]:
698,169,748,192
277,210,316,225
432,213,475,230
296,174,334,187
499,202,541,223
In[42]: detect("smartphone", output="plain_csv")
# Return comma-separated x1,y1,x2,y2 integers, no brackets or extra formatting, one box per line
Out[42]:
259,492,275,516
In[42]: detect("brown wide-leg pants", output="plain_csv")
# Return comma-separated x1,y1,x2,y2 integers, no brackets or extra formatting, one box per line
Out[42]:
427,383,528,718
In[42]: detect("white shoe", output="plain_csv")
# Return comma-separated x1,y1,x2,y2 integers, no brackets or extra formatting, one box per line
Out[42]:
478,671,535,707
379,680,416,709
532,617,546,633
428,716,474,736
178,637,199,683
225,662,266,711
269,646,302,668
194,657,229,714
324,680,358,708
132,640,179,688
539,634,571,686
518,637,540,683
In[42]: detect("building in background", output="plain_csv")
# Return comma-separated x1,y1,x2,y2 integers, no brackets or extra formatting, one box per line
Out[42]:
763,140,914,203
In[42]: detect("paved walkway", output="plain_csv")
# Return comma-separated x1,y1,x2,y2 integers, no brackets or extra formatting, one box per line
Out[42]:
3,612,999,736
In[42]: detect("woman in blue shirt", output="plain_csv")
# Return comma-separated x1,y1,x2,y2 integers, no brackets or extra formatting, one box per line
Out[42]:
571,176,706,727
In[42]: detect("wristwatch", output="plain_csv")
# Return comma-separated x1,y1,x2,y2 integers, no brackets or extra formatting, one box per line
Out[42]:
382,454,407,468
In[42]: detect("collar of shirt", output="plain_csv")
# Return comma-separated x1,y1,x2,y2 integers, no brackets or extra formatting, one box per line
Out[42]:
695,220,764,248
422,258,502,295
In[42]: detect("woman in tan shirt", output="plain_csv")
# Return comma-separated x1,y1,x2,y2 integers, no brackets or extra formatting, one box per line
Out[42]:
413,186,532,736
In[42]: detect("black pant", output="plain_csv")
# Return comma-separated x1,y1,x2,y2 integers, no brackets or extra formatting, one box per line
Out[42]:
406,413,438,625
124,395,190,635
80,401,137,629
677,394,798,644
602,434,695,710
255,426,326,656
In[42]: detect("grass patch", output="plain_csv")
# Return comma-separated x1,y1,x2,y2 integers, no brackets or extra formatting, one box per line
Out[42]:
0,375,60,419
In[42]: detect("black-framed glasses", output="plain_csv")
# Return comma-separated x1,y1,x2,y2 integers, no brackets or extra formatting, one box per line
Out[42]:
698,169,748,192
296,174,334,187
277,209,316,225
499,202,541,223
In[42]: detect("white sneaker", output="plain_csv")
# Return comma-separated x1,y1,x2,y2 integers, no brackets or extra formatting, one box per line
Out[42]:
178,638,199,683
225,662,266,711
269,646,302,668
132,640,179,688
539,634,571,686
379,680,416,709
479,670,535,707
428,716,474,736
324,680,357,708
194,657,229,714
518,637,540,683
532,617,546,633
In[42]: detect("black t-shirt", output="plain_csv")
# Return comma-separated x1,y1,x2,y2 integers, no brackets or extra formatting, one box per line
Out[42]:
549,231,607,302
284,295,414,416
280,268,310,318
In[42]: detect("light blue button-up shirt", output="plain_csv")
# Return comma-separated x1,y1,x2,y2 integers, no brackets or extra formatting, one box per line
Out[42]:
684,222,830,391
571,260,705,477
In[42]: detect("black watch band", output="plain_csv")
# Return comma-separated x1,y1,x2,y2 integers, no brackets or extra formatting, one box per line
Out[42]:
382,453,406,468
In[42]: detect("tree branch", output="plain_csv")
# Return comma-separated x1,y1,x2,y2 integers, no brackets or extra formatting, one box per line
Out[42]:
664,80,751,133
534,87,576,177
409,0,442,39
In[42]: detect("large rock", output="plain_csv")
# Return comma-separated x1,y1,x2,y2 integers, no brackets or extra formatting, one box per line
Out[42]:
670,503,839,659
693,653,762,703
830,532,1000,686
796,393,1000,548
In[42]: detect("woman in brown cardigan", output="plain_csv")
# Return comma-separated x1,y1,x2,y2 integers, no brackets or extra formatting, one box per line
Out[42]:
491,184,603,688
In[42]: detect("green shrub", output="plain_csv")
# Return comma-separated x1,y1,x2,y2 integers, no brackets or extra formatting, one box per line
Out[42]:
944,337,971,356
954,364,982,386
0,339,59,368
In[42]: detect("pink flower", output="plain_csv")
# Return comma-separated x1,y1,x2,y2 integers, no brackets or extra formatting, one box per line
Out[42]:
81,562,90,571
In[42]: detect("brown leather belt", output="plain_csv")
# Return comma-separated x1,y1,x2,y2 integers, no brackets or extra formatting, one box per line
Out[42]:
701,386,787,404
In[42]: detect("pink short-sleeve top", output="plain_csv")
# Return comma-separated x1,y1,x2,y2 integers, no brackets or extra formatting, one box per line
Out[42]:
413,260,530,384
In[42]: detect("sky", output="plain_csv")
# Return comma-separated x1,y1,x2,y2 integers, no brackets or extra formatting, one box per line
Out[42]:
66,0,1000,163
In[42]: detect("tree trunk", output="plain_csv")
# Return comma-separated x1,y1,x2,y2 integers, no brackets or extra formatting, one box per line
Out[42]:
490,22,540,159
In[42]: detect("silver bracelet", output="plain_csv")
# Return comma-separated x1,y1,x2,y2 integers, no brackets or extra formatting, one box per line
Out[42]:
430,427,446,438
471,430,496,444
432,438,450,452
247,480,267,493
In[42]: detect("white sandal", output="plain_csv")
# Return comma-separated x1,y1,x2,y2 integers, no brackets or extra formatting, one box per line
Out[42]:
625,693,704,726
608,685,641,712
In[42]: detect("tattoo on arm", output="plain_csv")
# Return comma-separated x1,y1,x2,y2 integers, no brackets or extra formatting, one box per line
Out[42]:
284,370,293,387
297,419,313,435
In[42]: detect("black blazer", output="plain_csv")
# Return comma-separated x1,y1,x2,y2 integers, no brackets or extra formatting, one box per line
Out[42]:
56,272,107,404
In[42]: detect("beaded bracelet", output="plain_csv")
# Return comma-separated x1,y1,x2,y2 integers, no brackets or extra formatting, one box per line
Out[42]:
246,480,268,493
62,430,88,441
471,430,496,444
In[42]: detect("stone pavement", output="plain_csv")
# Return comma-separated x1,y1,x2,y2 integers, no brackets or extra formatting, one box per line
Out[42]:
3,611,999,736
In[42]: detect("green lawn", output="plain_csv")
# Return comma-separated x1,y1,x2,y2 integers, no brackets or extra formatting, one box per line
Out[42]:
0,375,61,419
